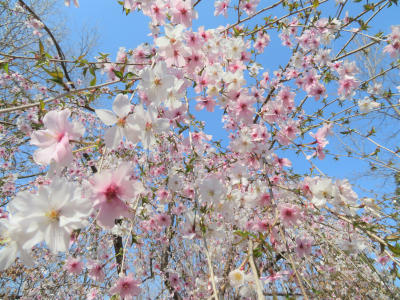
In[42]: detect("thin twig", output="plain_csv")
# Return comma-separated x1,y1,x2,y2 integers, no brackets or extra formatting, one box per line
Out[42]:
223,0,283,33
203,237,219,300
248,239,265,299
0,80,121,114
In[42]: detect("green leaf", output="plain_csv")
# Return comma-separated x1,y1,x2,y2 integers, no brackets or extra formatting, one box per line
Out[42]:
89,66,96,77
48,70,64,80
366,127,376,137
388,243,400,257
49,77,64,85
232,27,241,36
42,67,64,80
39,100,45,111
234,230,249,238
131,233,140,245
90,77,96,86
74,54,85,62
1,62,9,74
253,248,262,258
113,70,123,79
313,0,319,8
363,4,374,11
39,40,44,56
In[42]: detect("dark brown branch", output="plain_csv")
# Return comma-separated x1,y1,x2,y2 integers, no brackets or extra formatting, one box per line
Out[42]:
17,0,72,87
17,0,95,112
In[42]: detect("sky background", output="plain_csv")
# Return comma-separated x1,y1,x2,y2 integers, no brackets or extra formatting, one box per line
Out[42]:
58,0,400,199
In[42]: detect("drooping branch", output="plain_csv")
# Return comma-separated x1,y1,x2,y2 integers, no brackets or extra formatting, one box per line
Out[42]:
0,79,121,114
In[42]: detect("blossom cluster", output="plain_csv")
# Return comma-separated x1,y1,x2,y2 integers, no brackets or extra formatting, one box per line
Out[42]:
0,0,399,298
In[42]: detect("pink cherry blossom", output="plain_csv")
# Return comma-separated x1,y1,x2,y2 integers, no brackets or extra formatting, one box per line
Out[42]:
155,213,171,227
109,274,141,299
383,26,400,58
279,203,301,227
377,255,390,265
295,237,313,257
214,0,229,17
30,109,84,166
89,164,142,228
170,0,198,27
88,260,105,282
169,272,180,288
65,257,83,275
338,75,359,98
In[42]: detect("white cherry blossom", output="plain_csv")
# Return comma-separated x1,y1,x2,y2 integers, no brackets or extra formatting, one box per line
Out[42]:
96,94,140,149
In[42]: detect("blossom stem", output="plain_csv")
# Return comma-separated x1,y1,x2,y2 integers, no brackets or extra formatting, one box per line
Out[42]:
248,239,265,299
203,237,219,300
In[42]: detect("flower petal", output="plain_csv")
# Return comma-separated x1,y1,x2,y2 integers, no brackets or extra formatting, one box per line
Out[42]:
96,109,117,126
44,224,69,253
43,109,70,133
0,243,18,270
113,94,131,118
33,143,58,165
30,130,56,147
104,126,122,149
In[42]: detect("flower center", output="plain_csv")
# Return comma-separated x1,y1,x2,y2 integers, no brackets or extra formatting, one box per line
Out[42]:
145,122,153,131
117,117,127,127
153,78,162,86
105,184,119,202
233,272,243,281
122,281,130,289
45,209,60,222
57,132,65,142
284,209,293,217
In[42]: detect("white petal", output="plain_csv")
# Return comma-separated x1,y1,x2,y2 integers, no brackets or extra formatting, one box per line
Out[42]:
312,197,326,208
43,109,70,133
141,132,154,150
21,230,43,250
113,94,131,118
71,121,85,139
104,126,123,149
0,243,18,270
96,109,117,126
30,130,56,147
131,105,147,128
155,118,170,133
123,120,141,144
19,248,34,267
155,36,170,49
45,225,69,253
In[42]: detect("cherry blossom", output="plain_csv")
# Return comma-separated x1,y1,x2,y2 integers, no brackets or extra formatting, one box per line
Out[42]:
279,203,301,227
228,269,245,287
9,177,92,253
1,0,400,298
89,163,142,228
65,257,84,275
109,274,141,298
30,109,84,166
130,104,170,150
95,94,139,149
87,260,105,282
0,216,41,270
